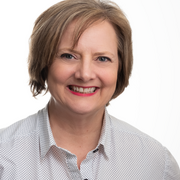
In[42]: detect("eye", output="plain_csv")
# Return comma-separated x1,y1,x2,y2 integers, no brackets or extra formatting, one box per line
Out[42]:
60,53,74,59
98,56,111,62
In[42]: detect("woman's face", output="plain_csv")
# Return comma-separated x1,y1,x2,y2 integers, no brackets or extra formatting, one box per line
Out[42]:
47,20,119,115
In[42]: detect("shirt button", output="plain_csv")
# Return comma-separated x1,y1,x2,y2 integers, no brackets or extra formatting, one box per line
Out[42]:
93,148,99,153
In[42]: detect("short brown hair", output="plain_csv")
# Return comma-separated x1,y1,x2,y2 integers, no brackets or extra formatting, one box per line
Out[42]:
28,0,133,101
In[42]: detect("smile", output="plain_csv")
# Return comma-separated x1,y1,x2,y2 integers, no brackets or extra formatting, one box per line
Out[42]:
68,85,99,96
69,85,97,93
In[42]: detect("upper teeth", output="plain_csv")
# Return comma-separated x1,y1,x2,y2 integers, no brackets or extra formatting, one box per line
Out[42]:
71,86,96,93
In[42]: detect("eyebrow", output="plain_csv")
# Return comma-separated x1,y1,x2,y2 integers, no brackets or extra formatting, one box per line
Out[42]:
58,48,79,54
58,48,115,58
93,52,115,58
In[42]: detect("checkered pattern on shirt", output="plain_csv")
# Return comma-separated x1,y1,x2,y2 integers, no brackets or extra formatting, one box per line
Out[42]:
0,105,180,179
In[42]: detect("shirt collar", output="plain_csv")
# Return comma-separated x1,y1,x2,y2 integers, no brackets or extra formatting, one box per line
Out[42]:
39,103,56,159
38,104,111,159
97,107,111,158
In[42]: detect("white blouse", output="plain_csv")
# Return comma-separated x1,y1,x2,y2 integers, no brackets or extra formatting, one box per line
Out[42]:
0,105,179,179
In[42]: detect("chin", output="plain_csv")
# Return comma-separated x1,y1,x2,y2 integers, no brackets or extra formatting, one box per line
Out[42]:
68,102,103,115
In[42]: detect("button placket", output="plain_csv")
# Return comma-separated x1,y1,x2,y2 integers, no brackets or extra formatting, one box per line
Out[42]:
66,152,82,180
80,149,98,180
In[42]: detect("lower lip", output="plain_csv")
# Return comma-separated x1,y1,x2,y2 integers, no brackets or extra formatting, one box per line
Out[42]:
67,88,99,97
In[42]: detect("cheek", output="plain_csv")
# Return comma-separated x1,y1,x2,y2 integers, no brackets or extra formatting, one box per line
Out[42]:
47,66,66,89
100,68,118,89
48,62,74,85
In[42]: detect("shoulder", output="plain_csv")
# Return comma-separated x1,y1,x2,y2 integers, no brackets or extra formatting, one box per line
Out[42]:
108,114,165,158
108,114,180,179
109,114,153,140
0,110,41,144
108,114,167,153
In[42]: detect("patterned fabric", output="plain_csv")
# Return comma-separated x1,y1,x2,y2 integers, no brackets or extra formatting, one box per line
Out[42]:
0,104,179,180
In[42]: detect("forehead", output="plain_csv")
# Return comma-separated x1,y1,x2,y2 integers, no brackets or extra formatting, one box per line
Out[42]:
59,20,118,53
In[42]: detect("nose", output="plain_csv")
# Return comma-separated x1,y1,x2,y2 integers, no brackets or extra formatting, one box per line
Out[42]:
75,57,96,82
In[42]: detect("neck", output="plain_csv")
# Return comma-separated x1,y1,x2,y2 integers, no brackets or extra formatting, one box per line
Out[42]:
48,97,105,148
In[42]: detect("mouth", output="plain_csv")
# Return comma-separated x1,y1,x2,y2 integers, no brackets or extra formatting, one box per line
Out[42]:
68,85,98,94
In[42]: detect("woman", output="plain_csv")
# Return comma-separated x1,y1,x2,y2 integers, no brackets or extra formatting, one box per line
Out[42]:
0,0,179,179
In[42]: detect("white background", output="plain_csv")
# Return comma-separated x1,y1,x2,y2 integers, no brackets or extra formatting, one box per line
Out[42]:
0,0,180,165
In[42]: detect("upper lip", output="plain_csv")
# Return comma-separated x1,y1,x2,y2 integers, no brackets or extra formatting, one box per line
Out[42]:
68,85,99,88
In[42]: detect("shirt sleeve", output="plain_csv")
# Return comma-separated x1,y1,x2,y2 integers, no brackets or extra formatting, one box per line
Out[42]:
164,147,180,180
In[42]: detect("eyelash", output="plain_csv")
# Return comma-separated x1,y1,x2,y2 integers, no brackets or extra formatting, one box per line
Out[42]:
97,56,111,62
60,53,75,59
60,53,111,62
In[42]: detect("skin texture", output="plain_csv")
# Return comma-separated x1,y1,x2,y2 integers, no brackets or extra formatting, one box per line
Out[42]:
47,20,119,169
